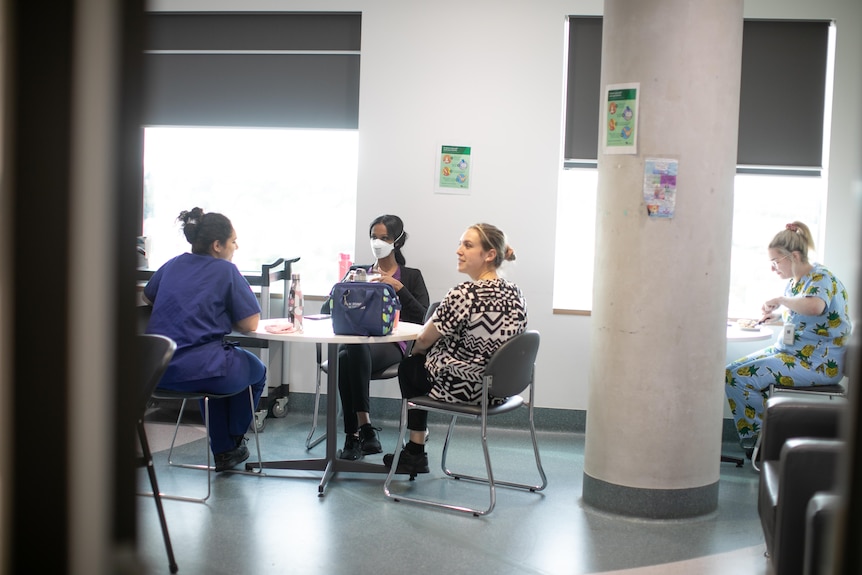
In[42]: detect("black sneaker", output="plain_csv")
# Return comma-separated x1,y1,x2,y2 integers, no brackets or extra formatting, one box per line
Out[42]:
339,434,363,460
215,443,249,472
383,449,429,477
359,424,382,455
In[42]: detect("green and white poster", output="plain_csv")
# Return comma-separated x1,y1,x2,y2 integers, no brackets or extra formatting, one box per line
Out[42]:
604,83,639,155
437,145,471,194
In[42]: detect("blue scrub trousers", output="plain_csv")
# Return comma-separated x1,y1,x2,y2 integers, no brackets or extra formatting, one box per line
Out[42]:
160,347,266,455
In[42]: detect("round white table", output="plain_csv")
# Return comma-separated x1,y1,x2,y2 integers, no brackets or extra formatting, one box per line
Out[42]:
240,317,422,495
726,324,774,343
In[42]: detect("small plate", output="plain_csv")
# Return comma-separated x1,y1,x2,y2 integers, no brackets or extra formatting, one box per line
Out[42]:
736,319,761,331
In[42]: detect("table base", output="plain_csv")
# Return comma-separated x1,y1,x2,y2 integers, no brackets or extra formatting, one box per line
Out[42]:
246,458,392,495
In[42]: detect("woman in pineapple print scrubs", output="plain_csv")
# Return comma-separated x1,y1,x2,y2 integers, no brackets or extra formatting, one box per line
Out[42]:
725,221,851,454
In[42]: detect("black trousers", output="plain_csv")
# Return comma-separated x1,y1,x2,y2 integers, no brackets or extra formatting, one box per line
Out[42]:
397,353,435,432
337,342,403,434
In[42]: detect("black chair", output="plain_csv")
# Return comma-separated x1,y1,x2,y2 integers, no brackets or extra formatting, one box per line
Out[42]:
751,350,852,470
766,337,853,402
804,492,841,575
305,265,372,448
384,330,548,516
150,386,263,503
136,334,179,574
757,395,846,575
138,304,263,502
748,381,846,472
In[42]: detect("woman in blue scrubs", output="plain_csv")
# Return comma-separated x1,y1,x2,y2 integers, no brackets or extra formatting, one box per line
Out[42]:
144,207,266,471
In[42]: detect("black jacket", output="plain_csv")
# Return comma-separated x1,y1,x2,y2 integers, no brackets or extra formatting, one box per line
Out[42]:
396,266,430,324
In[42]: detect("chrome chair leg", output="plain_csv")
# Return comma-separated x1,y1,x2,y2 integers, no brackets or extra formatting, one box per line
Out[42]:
305,367,327,449
153,387,263,503
384,375,547,516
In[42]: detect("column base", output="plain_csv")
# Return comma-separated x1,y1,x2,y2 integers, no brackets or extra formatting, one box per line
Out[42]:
582,472,719,519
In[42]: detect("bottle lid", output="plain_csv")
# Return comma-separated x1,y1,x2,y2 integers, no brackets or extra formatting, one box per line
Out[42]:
291,273,300,280
340,253,351,260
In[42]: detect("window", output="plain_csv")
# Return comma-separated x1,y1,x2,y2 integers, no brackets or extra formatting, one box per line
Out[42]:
141,13,362,296
726,174,826,318
552,171,826,315
142,127,358,296
553,168,597,312
563,18,830,168
144,13,361,130
554,18,834,315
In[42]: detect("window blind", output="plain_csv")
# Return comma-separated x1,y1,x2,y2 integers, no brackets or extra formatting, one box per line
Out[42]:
564,17,830,169
144,13,361,129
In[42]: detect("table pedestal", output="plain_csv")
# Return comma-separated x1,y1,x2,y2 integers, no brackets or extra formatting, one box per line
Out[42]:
243,319,421,495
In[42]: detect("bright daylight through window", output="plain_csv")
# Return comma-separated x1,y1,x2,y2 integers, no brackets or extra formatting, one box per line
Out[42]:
143,127,358,297
555,19,834,318
552,170,826,318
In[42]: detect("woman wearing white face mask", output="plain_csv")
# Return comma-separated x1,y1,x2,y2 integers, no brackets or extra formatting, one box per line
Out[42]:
336,214,430,460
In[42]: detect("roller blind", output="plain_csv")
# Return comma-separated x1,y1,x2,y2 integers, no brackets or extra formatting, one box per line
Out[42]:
564,17,830,169
144,13,361,129
737,20,828,168
564,17,602,163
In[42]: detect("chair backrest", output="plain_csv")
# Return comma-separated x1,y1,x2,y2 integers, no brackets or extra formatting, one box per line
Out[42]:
138,334,177,417
397,301,439,358
484,330,540,398
137,304,153,334
424,301,440,323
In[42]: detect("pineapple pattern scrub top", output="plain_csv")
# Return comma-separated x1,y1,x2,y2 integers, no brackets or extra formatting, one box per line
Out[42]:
725,263,851,444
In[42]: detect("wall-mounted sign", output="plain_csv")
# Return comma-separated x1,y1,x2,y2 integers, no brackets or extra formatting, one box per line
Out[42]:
604,83,639,155
436,145,471,194
643,157,678,219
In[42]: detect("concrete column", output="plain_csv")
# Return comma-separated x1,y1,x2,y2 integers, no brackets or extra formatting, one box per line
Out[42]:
582,0,743,518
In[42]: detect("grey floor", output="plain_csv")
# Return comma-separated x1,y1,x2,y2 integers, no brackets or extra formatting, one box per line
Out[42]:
137,397,769,575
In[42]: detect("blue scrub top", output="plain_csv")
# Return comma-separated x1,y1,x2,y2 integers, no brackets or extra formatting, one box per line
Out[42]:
144,253,260,383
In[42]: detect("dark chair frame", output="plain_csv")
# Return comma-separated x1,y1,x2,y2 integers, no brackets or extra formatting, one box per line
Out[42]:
136,334,179,574
383,330,548,516
751,371,848,471
137,303,264,503
150,386,264,503
757,395,846,575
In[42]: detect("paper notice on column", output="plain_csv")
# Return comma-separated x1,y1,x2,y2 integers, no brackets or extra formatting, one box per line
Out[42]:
603,83,639,155
643,158,678,219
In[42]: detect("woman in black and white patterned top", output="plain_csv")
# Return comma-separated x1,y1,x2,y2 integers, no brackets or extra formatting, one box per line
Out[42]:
384,223,527,476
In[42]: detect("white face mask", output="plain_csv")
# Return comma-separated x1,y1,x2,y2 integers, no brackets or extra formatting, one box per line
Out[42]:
370,238,394,260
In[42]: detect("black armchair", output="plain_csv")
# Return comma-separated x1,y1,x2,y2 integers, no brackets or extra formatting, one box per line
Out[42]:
758,395,846,575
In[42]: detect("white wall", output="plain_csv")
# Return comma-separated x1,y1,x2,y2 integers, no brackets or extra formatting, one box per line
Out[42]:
151,0,862,411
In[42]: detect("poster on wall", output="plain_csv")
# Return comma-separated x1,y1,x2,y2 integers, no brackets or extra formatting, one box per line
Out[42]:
603,83,639,155
643,158,678,218
436,145,472,194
